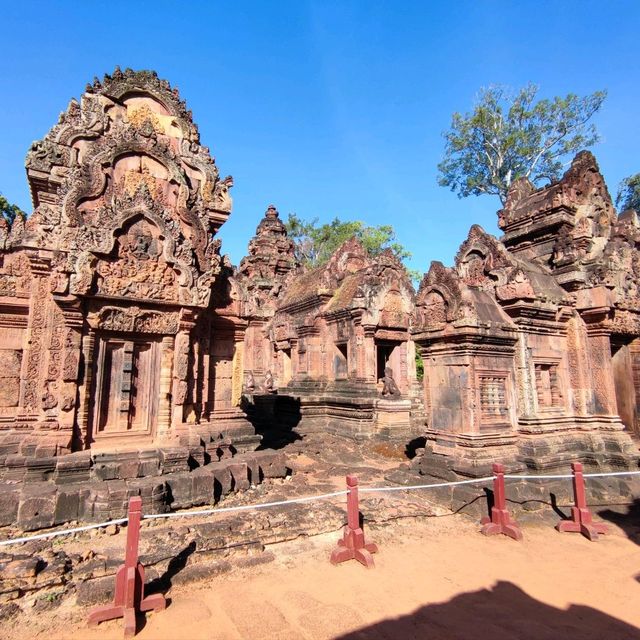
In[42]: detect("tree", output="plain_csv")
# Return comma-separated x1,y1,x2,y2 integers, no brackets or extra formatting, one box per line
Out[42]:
0,194,25,228
616,174,640,212
437,84,607,204
285,214,420,281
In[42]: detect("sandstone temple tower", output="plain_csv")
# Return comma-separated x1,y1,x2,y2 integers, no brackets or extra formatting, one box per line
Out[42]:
0,69,254,480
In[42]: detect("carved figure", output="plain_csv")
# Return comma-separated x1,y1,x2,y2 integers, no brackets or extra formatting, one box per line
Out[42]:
244,371,255,393
381,367,401,398
264,370,276,393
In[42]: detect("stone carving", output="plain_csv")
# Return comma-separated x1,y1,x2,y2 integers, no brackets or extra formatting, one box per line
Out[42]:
381,367,401,398
88,306,180,334
244,371,255,393
96,220,179,302
264,370,276,393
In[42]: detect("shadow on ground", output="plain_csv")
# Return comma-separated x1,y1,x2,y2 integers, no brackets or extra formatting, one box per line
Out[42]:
334,581,639,640
598,499,640,546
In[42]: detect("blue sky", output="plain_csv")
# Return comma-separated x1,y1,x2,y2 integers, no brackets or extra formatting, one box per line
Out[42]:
1,1,638,275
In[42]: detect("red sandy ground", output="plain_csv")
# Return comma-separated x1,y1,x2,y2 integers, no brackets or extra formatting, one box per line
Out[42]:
4,513,640,640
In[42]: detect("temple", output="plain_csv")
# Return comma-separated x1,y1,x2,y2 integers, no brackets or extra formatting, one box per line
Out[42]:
0,70,638,529
412,152,640,477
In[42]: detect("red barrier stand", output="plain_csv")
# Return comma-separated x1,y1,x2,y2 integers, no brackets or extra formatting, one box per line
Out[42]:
556,462,608,541
480,463,523,541
331,475,378,568
88,496,166,637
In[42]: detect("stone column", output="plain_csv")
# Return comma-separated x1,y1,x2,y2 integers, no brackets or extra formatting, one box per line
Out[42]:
157,335,174,441
77,329,96,448
364,328,376,382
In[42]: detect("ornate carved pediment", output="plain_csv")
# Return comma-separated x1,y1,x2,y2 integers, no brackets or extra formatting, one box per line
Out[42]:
455,225,513,290
88,304,180,334
495,268,537,302
20,68,231,310
95,218,180,303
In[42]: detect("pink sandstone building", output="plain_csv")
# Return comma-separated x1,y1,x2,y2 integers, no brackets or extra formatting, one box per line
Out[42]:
0,70,637,529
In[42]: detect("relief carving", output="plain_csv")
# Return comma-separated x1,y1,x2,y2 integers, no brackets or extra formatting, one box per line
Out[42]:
96,219,179,302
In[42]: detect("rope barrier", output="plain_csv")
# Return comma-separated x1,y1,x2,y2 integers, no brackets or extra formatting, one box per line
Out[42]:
142,489,348,520
0,467,639,548
0,518,128,548
359,476,494,494
584,470,640,478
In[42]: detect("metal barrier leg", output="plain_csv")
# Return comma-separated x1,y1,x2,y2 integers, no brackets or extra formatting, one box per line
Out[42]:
556,462,608,541
481,463,523,541
88,496,166,637
331,475,378,568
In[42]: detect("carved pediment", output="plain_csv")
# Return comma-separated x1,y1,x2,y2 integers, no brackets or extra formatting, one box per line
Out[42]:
95,218,180,303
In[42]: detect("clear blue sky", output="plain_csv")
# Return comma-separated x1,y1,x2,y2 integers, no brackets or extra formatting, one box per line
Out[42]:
1,1,638,275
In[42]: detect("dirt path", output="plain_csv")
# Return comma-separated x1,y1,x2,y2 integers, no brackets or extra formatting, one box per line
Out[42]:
5,513,640,640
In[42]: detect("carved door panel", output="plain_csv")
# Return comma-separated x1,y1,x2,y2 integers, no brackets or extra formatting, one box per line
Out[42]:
93,333,160,440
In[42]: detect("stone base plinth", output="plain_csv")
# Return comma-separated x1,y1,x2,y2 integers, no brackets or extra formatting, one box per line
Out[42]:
374,399,412,438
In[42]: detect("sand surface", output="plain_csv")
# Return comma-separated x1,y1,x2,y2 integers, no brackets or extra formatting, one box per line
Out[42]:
5,511,640,640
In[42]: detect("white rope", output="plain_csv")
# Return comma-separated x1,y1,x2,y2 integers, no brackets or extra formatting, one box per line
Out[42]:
359,476,494,494
142,489,348,520
0,518,128,548
584,470,640,478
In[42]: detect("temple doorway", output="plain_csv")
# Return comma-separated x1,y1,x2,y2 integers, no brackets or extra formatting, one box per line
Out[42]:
91,332,161,442
376,340,401,382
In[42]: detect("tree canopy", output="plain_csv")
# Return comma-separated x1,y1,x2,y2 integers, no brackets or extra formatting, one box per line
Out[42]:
616,174,640,213
437,84,607,204
0,194,25,228
285,214,418,279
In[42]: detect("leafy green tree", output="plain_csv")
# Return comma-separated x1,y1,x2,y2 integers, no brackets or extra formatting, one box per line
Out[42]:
0,194,25,228
437,84,607,204
285,214,420,281
616,174,640,212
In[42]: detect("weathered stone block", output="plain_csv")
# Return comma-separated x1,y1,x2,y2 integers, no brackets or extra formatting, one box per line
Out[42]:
243,456,261,486
138,449,161,477
256,451,289,479
166,473,192,510
229,462,250,492
212,463,233,500
54,487,80,525
54,451,92,485
0,485,20,527
17,485,57,531
126,477,167,514
191,468,215,505
159,447,190,474
3,455,27,482
24,456,56,482
76,576,115,606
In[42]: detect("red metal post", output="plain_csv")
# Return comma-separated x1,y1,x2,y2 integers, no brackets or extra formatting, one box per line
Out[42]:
330,475,378,568
480,463,523,541
556,462,608,541
88,496,166,637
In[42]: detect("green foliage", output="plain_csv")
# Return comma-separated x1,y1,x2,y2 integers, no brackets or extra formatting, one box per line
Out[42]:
285,214,418,280
437,84,607,204
0,193,25,227
415,350,424,381
616,173,640,212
